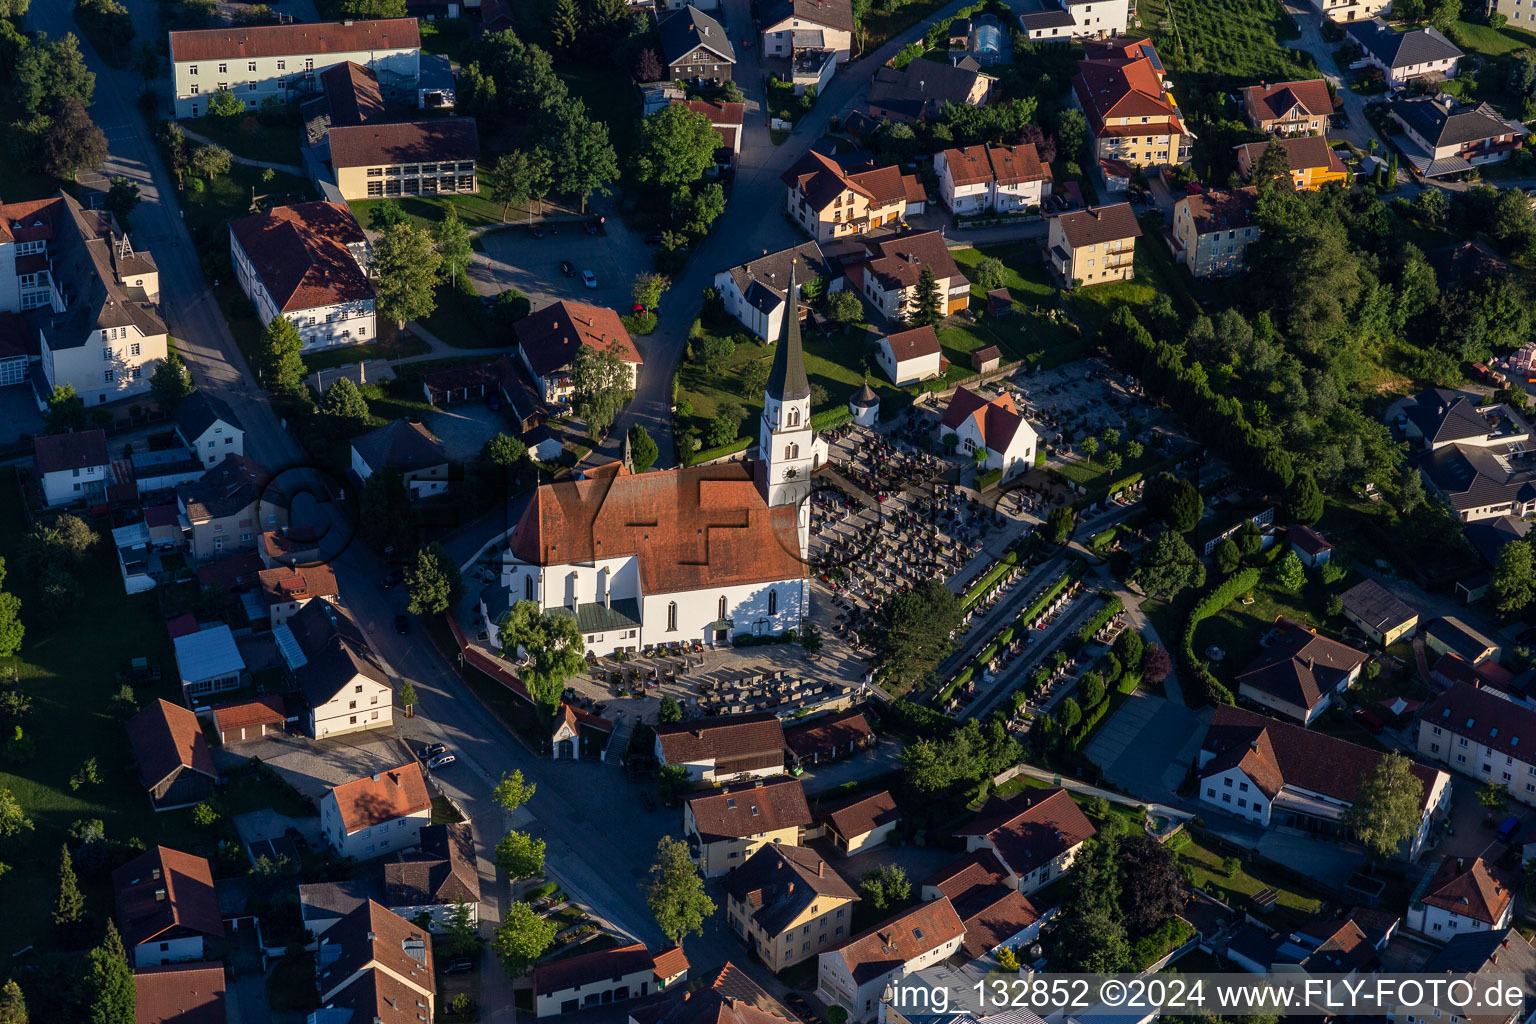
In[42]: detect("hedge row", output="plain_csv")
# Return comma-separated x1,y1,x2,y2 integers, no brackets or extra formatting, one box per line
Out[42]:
811,406,855,431
962,548,1024,611
977,468,1004,491
1019,562,1084,625
1179,568,1261,706
1067,692,1115,749
887,699,959,738
686,436,752,467
1073,592,1124,646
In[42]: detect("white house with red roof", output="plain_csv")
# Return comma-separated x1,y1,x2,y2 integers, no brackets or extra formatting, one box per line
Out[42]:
954,787,1097,894
1407,856,1514,940
321,762,433,859
113,847,224,967
228,201,375,351
939,387,1037,479
934,144,1052,214
513,300,641,406
816,897,966,1021
875,325,942,386
484,275,822,654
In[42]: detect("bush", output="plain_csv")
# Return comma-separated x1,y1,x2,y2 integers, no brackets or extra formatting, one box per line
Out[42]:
1180,569,1261,706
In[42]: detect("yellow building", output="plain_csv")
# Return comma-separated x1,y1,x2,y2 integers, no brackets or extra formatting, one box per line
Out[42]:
1046,203,1141,288
682,778,810,878
1236,136,1349,191
331,118,480,201
723,844,859,973
1072,38,1193,169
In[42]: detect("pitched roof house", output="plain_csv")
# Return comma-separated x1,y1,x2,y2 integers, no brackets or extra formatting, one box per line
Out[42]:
1339,578,1420,645
657,712,787,785
781,150,928,242
657,5,735,85
113,847,224,967
383,822,481,928
955,787,1097,894
534,942,681,1017
513,300,641,405
1416,683,1536,806
875,325,943,386
329,117,481,202
34,428,111,507
1047,202,1141,287
918,847,1046,958
257,563,339,627
228,202,374,352
132,961,228,1024
1171,186,1260,278
172,391,245,469
172,625,247,704
321,762,433,859
821,790,901,855
1408,856,1515,940
127,699,218,812
783,708,875,766
1424,616,1500,665
817,897,966,1022
1418,928,1536,1024
175,453,288,562
672,98,747,159
277,597,391,739
1390,96,1528,178
207,694,286,746
349,420,449,500
838,229,965,322
761,0,854,62
683,777,811,877
1072,38,1191,168
863,57,996,124
628,963,794,1024
1345,20,1462,87
722,844,859,972
939,386,1038,480
1200,705,1450,859
1236,135,1349,191
1242,79,1333,134
1233,617,1368,725
315,900,435,1022
713,241,834,342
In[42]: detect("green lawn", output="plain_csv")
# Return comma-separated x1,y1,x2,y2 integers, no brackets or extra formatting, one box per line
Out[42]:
946,244,1086,367
1193,582,1337,685
419,18,477,65
0,468,231,950
1057,449,1177,500
1449,18,1536,56
1173,831,1323,928
350,193,524,232
1067,225,1197,333
300,326,432,373
182,109,303,169
858,0,954,52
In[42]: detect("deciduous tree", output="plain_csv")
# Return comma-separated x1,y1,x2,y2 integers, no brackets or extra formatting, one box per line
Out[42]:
645,837,715,945
150,353,193,410
434,207,473,289
494,601,585,707
634,104,718,192
1274,551,1306,593
340,0,405,15
545,98,618,212
492,901,556,977
492,769,535,812
189,142,232,179
41,97,107,179
1344,751,1425,860
204,88,244,121
0,560,22,659
1144,473,1203,533
570,341,634,439
0,979,27,1024
827,289,863,324
495,831,546,880
859,864,911,911
373,223,442,327
870,579,962,692
1135,528,1205,599
1493,540,1536,612
1119,835,1181,934
358,468,412,554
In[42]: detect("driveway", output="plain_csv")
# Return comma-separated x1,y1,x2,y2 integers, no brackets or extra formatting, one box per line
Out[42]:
800,741,905,796
1281,1,1388,153
472,225,647,315
0,386,43,448
212,729,418,804
232,809,325,863
426,400,506,461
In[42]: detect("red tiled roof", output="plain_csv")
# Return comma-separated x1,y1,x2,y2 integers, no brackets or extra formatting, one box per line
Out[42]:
631,963,796,1024
989,143,1048,186
781,150,876,210
921,849,1010,905
1290,524,1333,556
942,145,994,187
1055,203,1142,248
514,300,641,378
321,60,388,126
828,897,966,984
328,117,480,169
258,564,338,606
210,695,286,734
508,464,804,595
675,99,746,125
329,762,431,834
228,202,371,313
170,18,419,62
783,708,873,758
1420,856,1512,924
132,961,227,1024
856,230,966,292
823,790,900,841
34,429,109,475
685,778,810,841
847,165,927,208
656,711,787,767
126,698,217,791
113,847,224,950
954,788,1097,879
1244,79,1333,123
882,325,941,362
1179,187,1259,234
940,386,1028,453
321,900,435,1004
534,942,656,997
1072,38,1180,134
652,946,690,981
958,888,1040,960
0,196,64,245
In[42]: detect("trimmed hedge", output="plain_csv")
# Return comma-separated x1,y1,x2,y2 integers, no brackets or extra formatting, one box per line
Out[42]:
977,468,1004,491
938,665,975,704
1073,592,1124,646
886,699,959,737
1179,568,1260,706
686,436,752,466
811,406,855,431
962,549,1024,611
1068,693,1114,749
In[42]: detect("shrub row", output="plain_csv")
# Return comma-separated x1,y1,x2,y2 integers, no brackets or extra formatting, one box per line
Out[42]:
1073,592,1124,646
1067,691,1115,749
1179,568,1261,706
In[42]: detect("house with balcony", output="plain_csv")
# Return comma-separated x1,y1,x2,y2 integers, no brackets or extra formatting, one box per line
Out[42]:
1345,20,1462,89
175,454,287,561
840,230,968,322
725,844,859,973
513,300,640,406
782,151,926,241
1236,135,1349,191
1019,0,1131,41
659,5,735,86
1388,95,1526,178
955,787,1097,895
1171,186,1260,278
863,57,996,125
1046,202,1140,287
816,898,966,1022
761,0,853,63
1242,79,1334,134
934,143,1051,215
1407,856,1514,941
1072,38,1192,170
682,777,811,877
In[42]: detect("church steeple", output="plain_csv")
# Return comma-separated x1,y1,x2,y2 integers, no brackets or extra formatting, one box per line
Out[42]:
766,265,811,402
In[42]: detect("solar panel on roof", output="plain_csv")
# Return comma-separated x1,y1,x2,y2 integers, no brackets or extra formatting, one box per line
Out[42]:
1141,44,1164,71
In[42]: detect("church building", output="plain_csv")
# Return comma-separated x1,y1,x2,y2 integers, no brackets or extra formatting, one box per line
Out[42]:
481,269,828,655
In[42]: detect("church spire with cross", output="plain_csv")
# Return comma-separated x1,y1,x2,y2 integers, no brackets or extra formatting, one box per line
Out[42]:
759,262,820,511
766,264,811,403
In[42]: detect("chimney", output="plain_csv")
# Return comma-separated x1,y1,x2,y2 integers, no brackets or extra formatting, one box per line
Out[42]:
372,773,382,783
154,888,166,901
1457,857,1465,872
367,931,377,942
818,860,824,877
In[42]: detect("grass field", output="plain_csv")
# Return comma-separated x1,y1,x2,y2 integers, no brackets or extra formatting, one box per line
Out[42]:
1449,18,1536,56
0,468,221,950
183,110,303,168
858,0,954,52
350,193,522,232
947,244,1086,365
1140,0,1311,81
1193,582,1336,684
1067,225,1198,333
1172,830,1323,927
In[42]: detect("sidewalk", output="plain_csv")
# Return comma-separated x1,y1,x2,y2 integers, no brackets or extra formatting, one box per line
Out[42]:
177,124,306,176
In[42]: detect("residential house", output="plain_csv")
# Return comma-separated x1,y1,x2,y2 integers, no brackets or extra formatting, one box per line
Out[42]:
1425,617,1500,664
207,694,286,746
761,0,854,62
783,708,875,767
1226,909,1397,975
383,822,481,929
173,625,247,704
840,231,966,322
1402,388,1527,453
781,151,927,241
657,5,735,86
863,58,996,124
314,901,435,1023
1233,617,1368,725
652,947,690,991
132,961,227,1024
1236,135,1350,190
1317,0,1391,22
1403,929,1536,1024
1171,187,1259,278
1407,856,1514,941
1018,0,1131,41
1417,683,1536,805
939,386,1038,480
627,963,793,1024
34,429,111,507
533,943,676,1018
329,117,479,201
173,391,244,469
0,313,29,389
1200,705,1451,859
176,454,288,561
821,790,901,855
875,326,943,386
817,898,966,1022
1340,578,1420,645
1290,525,1333,567
1345,21,1462,89
1388,96,1527,178
1072,38,1192,169
934,144,1051,215
229,202,375,352
672,98,746,161
683,777,810,876
350,420,450,500
1243,79,1334,134
955,787,1097,894
127,699,217,812
1490,0,1536,31
321,762,432,859
258,563,339,628
276,597,392,739
168,18,421,119
919,849,1046,961
713,242,837,342
513,300,641,405
113,847,223,967
299,879,382,942
1418,439,1536,524
656,713,786,785
3,194,168,406
723,845,859,973
1047,203,1141,287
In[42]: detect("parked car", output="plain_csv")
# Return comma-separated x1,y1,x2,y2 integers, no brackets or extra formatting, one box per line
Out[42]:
1497,816,1521,843
1352,708,1384,735
559,260,576,277
419,742,447,760
284,827,310,852
395,614,410,635
427,753,457,769
582,270,598,289
785,994,813,1018
445,958,476,974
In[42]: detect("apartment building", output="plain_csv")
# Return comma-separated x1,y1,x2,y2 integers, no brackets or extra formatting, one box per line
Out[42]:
840,230,969,322
724,845,859,972
682,778,811,878
933,143,1051,214
1072,38,1192,169
168,18,420,119
781,150,927,241
1418,683,1536,806
1047,202,1141,287
1171,187,1260,278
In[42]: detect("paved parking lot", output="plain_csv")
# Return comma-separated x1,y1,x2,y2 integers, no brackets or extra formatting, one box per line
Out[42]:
471,224,651,317
427,400,506,461
1085,694,1208,804
0,385,43,447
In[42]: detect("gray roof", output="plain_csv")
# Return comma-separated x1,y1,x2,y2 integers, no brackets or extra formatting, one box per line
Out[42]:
721,242,830,316
1340,578,1417,632
351,419,447,473
173,389,243,442
1425,616,1498,661
1407,388,1495,446
1424,929,1536,1024
766,265,811,401
173,625,246,683
285,597,389,705
1391,96,1524,148
657,5,735,65
1020,7,1076,29
761,0,854,33
1345,19,1461,69
851,382,878,407
299,878,382,921
31,194,164,353
1421,442,1536,512
1464,514,1529,568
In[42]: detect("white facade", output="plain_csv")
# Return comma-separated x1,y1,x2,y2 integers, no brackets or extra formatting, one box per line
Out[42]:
933,151,1050,214
1418,718,1536,807
179,420,244,469
713,271,844,342
1019,0,1130,40
874,339,941,387
230,232,376,352
42,324,167,407
388,898,478,932
132,935,206,969
1406,900,1512,942
310,673,394,739
949,414,1037,479
535,965,657,1017
169,31,420,119
656,739,786,786
40,462,109,507
962,834,1083,895
350,445,448,499
818,932,964,1023
762,18,852,62
320,794,430,860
